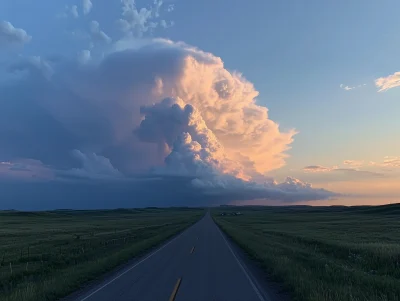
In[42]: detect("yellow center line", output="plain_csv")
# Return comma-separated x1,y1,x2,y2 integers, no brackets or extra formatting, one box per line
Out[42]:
190,246,195,254
168,278,182,301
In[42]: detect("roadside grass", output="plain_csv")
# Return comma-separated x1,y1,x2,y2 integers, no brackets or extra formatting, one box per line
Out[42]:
212,205,400,301
0,208,204,301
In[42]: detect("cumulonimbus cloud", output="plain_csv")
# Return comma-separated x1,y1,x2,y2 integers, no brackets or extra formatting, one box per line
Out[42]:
0,38,335,203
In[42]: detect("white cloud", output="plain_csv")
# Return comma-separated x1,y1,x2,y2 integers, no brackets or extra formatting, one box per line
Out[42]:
82,0,93,15
167,4,174,12
63,150,123,179
153,0,163,18
117,0,173,36
67,29,90,41
71,5,79,18
58,5,79,19
78,49,91,63
375,72,400,92
8,56,54,80
90,20,112,44
160,20,174,29
0,21,31,48
340,83,366,91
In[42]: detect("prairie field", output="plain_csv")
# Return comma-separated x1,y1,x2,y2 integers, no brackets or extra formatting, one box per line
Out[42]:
0,208,204,301
213,204,400,301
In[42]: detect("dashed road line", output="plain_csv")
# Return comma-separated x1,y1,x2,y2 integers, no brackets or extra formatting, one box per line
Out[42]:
79,230,187,301
168,278,182,301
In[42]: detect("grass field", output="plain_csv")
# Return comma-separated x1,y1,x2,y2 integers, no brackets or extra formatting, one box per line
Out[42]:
0,208,204,301
213,204,400,301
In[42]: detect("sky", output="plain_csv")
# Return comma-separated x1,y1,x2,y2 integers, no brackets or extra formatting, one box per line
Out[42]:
0,0,399,209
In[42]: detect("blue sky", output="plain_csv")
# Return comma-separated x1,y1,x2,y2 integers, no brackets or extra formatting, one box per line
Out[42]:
0,0,399,209
167,0,400,167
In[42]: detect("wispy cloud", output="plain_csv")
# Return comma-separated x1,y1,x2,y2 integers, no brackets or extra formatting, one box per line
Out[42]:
383,156,400,167
0,159,53,180
375,72,400,92
82,0,93,15
303,165,334,172
0,21,31,48
8,55,54,79
340,83,366,91
303,165,384,177
333,168,384,177
343,160,364,167
160,20,174,29
370,156,400,168
167,4,174,12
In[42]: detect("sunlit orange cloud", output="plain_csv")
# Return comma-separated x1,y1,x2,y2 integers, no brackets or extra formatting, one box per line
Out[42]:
162,54,297,179
375,71,400,92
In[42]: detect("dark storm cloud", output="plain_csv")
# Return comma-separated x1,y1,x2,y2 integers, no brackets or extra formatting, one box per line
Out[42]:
0,41,185,172
0,39,337,207
0,175,336,211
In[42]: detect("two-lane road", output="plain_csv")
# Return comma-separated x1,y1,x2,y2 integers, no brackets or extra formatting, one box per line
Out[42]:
67,213,273,301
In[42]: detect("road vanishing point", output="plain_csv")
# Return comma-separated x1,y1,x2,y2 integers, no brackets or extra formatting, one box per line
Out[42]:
66,213,272,301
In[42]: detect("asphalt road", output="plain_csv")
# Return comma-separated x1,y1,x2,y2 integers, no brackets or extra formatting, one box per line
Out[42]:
67,213,274,301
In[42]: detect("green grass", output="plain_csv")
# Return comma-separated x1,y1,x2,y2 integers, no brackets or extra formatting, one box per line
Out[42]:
0,207,204,301
212,205,400,301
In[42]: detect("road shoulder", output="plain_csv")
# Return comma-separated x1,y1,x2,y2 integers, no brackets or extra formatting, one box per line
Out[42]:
214,218,292,301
